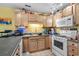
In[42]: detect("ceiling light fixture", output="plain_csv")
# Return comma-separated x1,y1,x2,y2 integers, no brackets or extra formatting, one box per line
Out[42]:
25,5,31,7
60,3,63,6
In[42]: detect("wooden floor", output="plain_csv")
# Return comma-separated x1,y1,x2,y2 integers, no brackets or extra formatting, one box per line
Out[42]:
22,49,54,56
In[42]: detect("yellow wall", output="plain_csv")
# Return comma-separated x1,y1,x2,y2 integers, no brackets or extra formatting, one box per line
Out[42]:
0,7,15,31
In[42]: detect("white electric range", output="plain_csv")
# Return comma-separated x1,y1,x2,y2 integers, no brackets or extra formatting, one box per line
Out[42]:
52,30,77,56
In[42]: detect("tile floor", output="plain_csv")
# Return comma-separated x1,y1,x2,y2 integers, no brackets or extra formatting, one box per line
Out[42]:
22,49,55,56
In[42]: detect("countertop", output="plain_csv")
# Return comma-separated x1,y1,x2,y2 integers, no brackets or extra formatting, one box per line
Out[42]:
22,34,49,38
67,39,79,43
0,36,22,56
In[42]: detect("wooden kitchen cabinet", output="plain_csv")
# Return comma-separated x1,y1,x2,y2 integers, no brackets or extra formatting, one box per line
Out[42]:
46,15,53,27
49,36,52,51
42,15,53,27
29,38,38,52
23,36,50,53
42,16,48,27
15,13,29,26
36,15,43,23
68,41,78,56
28,13,43,24
28,13,36,22
54,11,63,20
53,11,63,27
15,13,22,26
73,4,79,25
21,13,29,26
45,36,52,52
23,37,29,52
38,37,45,50
45,36,50,49
63,5,73,17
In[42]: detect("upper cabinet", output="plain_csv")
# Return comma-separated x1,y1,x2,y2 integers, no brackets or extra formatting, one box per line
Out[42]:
53,4,79,26
15,13,22,26
46,15,53,27
28,13,43,24
54,11,63,20
53,11,63,27
42,15,53,27
21,13,29,26
28,13,37,22
63,5,73,17
41,15,47,27
73,4,79,25
15,13,29,26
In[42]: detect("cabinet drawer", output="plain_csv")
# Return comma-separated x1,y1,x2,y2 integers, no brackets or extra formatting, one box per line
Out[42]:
69,52,77,56
68,48,78,53
68,41,78,47
68,45,78,49
68,49,78,56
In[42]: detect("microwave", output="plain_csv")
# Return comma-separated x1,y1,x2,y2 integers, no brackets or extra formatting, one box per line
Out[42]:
56,15,74,27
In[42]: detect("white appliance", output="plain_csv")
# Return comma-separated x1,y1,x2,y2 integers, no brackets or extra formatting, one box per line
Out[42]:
52,35,67,56
56,15,73,27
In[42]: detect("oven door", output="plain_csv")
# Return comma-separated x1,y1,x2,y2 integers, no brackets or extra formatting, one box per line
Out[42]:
53,37,67,56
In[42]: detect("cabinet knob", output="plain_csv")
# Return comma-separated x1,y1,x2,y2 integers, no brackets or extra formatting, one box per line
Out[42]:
72,44,74,46
72,49,74,51
72,55,74,56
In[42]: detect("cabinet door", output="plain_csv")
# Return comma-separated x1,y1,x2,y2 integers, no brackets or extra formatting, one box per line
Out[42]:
53,11,62,27
23,38,29,52
54,11,63,20
45,37,50,49
36,15,43,23
46,15,53,27
75,4,79,25
38,38,45,50
45,36,52,52
42,16,48,27
21,13,29,26
29,14,36,22
63,5,73,17
15,13,22,26
29,39,38,52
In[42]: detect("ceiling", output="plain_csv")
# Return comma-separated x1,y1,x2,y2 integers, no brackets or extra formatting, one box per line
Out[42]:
0,3,70,14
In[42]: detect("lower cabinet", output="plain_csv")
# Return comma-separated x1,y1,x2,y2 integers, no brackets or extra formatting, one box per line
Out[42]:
29,39,38,52
68,41,78,56
23,37,29,52
45,36,52,50
38,38,45,50
23,36,51,53
45,37,50,49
